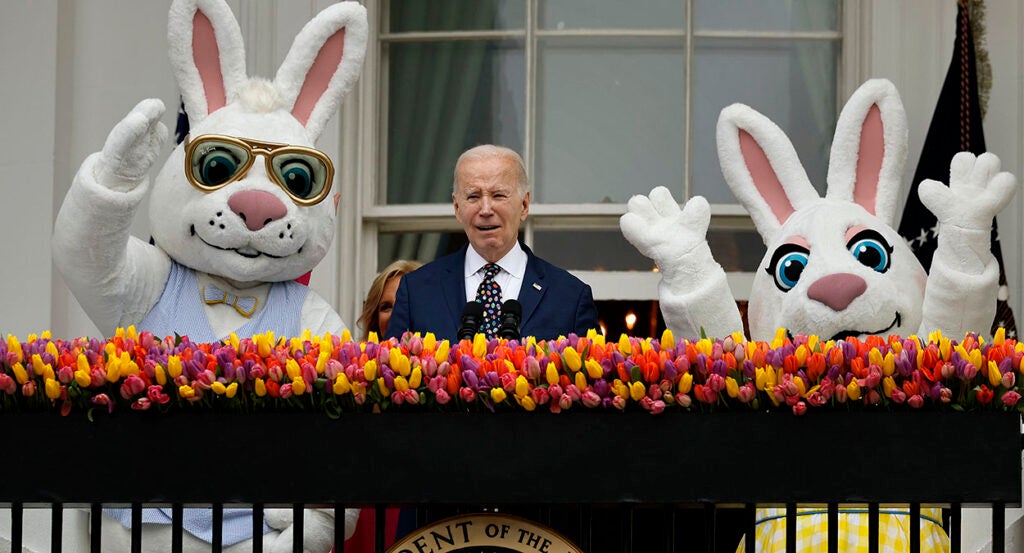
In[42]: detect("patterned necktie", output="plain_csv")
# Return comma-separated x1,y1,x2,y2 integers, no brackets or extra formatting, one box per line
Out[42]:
202,284,259,318
475,263,502,338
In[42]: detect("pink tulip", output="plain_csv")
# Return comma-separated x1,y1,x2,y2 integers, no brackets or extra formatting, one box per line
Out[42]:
907,394,924,408
0,374,15,395
737,383,756,404
1002,371,1015,389
531,387,550,405
581,390,601,408
459,387,476,403
21,381,35,397
834,383,848,403
435,388,451,405
1002,391,1021,407
132,398,152,411
279,383,293,399
611,396,627,410
558,394,572,410
675,393,692,408
58,366,74,384
548,384,563,401
792,400,807,416
564,384,581,402
890,388,906,404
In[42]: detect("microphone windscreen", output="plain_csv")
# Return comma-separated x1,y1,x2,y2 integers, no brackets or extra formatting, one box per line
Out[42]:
502,299,522,317
462,301,484,318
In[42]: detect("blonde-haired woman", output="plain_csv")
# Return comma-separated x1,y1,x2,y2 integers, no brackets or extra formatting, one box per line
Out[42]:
357,260,422,339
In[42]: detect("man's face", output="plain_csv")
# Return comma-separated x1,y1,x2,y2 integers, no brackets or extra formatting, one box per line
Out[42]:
453,155,530,263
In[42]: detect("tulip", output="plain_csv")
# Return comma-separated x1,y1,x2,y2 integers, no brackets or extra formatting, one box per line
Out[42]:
211,382,227,395
44,378,61,401
846,380,861,401
518,395,537,411
459,387,476,403
563,346,582,371
435,388,451,405
558,393,572,410
490,387,507,404
629,381,645,402
792,400,807,416
255,378,267,397
1001,390,1021,407
179,385,196,399
280,383,294,399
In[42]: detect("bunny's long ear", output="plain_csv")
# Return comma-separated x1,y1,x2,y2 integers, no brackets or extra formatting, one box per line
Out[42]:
168,0,247,126
824,78,907,226
717,104,820,243
274,2,368,140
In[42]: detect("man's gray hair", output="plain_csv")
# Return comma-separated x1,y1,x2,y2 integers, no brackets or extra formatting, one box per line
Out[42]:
452,144,529,195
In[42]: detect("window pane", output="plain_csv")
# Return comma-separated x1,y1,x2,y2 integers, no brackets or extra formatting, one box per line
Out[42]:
389,0,525,33
532,229,656,271
531,228,765,273
695,0,840,32
535,37,685,204
386,40,525,204
540,0,685,30
378,232,468,270
691,38,838,203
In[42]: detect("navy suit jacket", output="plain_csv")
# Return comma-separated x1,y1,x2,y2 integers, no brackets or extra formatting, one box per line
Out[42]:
385,244,599,342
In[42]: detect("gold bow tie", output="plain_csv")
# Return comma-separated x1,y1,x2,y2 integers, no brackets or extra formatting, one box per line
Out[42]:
202,285,259,318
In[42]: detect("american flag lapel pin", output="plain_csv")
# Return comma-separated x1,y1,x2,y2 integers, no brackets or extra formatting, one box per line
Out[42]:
532,283,542,291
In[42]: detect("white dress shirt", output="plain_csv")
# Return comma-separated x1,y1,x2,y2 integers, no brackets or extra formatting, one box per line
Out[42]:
464,243,527,303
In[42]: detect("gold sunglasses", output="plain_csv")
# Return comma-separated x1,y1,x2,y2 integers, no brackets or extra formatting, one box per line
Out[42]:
183,134,335,206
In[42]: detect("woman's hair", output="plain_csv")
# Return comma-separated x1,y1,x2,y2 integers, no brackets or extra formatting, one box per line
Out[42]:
357,259,422,339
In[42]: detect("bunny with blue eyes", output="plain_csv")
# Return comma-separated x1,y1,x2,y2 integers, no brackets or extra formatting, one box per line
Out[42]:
51,0,367,550
621,78,1017,343
622,77,1017,552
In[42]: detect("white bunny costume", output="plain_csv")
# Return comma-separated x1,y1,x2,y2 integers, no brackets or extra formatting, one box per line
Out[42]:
622,79,1017,343
51,0,367,550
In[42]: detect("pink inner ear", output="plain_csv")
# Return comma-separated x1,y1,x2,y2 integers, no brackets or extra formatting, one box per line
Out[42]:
739,130,794,225
193,11,226,113
853,105,884,215
292,29,346,126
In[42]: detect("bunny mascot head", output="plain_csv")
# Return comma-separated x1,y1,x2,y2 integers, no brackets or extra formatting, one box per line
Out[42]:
621,78,1016,342
51,0,367,549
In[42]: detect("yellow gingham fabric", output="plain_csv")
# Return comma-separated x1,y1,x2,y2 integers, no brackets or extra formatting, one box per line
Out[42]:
735,506,949,552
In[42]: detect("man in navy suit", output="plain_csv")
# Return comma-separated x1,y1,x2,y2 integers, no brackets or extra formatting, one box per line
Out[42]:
385,145,598,342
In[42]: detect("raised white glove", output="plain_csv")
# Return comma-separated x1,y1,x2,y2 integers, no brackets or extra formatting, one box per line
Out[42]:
918,151,1017,231
265,507,359,553
620,186,716,287
92,98,168,192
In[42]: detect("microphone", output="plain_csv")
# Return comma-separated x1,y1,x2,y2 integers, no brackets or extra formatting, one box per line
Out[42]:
496,299,522,340
457,301,484,341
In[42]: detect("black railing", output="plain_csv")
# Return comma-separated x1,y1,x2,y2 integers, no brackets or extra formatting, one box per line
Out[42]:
1,410,1020,552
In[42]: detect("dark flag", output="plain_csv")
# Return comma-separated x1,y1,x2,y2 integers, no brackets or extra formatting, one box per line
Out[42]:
897,0,1016,337
175,99,190,145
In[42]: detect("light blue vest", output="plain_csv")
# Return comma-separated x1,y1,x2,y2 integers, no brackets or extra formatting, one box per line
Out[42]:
109,262,308,544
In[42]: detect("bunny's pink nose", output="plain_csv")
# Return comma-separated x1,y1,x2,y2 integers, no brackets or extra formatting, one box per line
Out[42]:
228,190,287,231
806,273,867,312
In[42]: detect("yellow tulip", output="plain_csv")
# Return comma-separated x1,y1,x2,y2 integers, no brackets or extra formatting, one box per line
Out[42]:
364,360,377,382
882,376,896,398
545,362,559,386
423,333,437,353
678,372,693,394
881,352,895,377
409,367,423,389
618,334,631,355
292,376,306,396
125,326,138,341
473,334,487,358
806,334,819,352
434,340,450,364
289,337,303,355
167,355,182,379
794,345,808,366
846,380,862,401
518,395,536,411
31,354,48,376
574,372,587,391
611,379,628,399
286,359,301,380
989,361,1002,388
515,375,530,398
228,332,241,352
563,346,582,371
367,331,379,344
694,338,712,357
771,328,787,349
120,352,139,376
256,333,273,358
45,378,61,400
74,369,91,388
490,387,507,403
179,385,196,399
333,374,351,395
585,359,603,380
793,376,806,396
226,382,238,399
394,376,409,392
340,328,352,343
45,341,58,359
939,337,952,360
629,381,646,402
212,382,227,395
316,351,330,374
640,338,653,355
660,329,675,351
868,348,883,369
390,348,411,377
725,377,739,398
105,357,120,383
255,378,267,397
6,335,23,364
376,377,388,396
114,328,125,340
77,353,90,375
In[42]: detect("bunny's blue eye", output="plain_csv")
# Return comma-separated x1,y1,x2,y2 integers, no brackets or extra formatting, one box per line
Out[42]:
767,244,810,292
847,230,892,273
191,143,248,188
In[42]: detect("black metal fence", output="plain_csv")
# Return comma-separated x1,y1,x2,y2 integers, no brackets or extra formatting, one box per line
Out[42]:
1,410,1020,552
